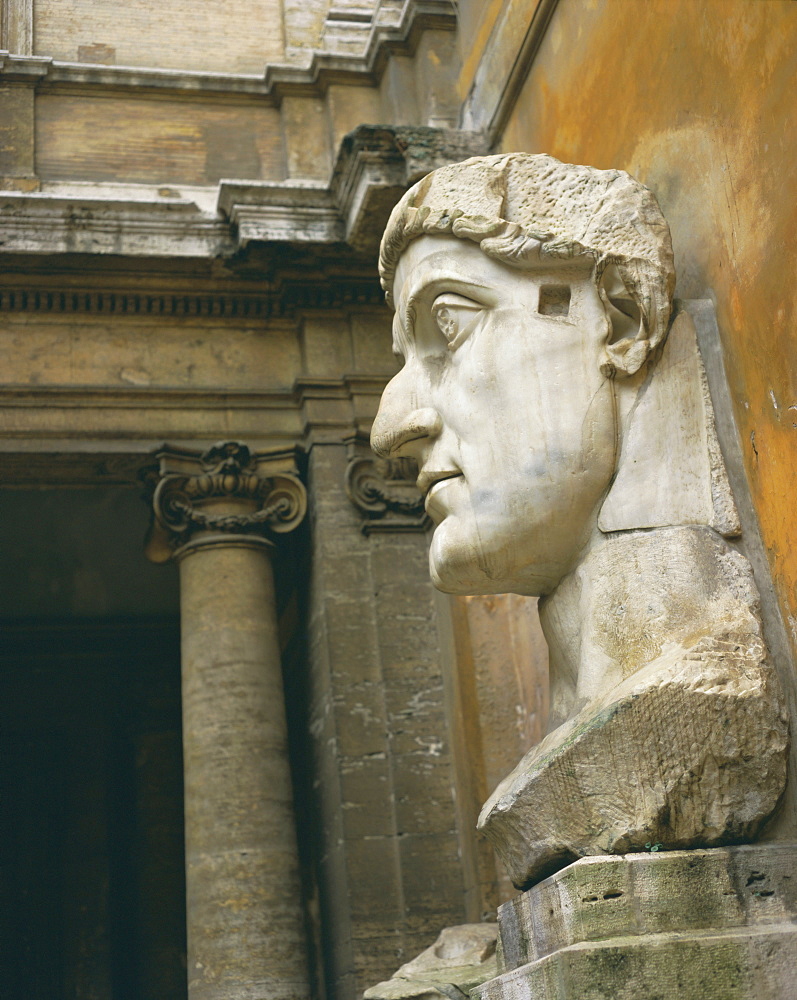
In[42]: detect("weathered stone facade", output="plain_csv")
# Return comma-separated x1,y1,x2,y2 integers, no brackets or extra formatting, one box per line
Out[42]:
1,2,795,999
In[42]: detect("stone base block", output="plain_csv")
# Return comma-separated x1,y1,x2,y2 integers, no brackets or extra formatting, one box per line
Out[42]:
473,845,797,1000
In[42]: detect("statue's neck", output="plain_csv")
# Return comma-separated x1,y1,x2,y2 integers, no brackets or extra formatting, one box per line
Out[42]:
538,525,759,731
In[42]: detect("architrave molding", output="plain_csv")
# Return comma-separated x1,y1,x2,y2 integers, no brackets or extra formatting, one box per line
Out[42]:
0,375,392,486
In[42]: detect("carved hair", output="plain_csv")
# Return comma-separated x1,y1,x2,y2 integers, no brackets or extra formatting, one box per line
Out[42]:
379,154,675,376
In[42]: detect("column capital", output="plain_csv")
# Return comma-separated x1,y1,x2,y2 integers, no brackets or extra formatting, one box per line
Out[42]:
143,441,307,563
344,434,429,535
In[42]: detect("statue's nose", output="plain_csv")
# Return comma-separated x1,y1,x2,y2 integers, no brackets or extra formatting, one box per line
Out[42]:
371,384,442,459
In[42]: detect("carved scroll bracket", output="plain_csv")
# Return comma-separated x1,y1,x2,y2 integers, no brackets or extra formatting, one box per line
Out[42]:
344,435,430,535
143,440,307,563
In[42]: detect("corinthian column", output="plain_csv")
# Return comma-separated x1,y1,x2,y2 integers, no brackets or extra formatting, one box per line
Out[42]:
144,441,310,1000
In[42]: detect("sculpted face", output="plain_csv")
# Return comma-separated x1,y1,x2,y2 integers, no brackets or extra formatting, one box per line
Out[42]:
370,235,619,596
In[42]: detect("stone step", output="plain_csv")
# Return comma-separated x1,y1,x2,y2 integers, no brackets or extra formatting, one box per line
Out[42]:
497,844,797,970
475,921,797,1000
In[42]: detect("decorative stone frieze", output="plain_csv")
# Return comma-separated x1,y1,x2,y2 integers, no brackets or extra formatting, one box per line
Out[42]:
144,440,306,562
0,279,383,317
345,435,428,534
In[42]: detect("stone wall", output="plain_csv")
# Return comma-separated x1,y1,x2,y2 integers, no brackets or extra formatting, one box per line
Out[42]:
304,443,472,997
33,0,285,72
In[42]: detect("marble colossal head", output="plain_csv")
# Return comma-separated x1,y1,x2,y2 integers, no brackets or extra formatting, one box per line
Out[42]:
371,154,788,889
370,153,731,596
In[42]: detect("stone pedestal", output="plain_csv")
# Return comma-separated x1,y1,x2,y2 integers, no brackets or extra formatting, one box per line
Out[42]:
474,845,797,1000
145,441,310,1000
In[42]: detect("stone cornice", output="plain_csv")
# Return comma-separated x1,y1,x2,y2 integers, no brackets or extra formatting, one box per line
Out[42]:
0,125,487,262
217,182,343,247
330,125,490,251
0,191,230,257
218,125,488,253
0,1,455,101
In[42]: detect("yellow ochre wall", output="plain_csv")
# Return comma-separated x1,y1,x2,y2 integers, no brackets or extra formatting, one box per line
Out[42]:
492,0,797,658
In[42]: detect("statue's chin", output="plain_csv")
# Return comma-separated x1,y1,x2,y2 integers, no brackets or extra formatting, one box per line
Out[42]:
428,523,494,595
428,521,555,598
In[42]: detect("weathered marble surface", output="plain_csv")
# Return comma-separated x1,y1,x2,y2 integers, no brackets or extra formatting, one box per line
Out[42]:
478,521,788,887
370,153,789,889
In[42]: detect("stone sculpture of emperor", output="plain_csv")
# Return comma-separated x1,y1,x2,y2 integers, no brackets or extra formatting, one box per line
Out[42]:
370,154,788,889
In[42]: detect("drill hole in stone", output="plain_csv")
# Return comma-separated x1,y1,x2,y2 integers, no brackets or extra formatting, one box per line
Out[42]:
538,285,571,317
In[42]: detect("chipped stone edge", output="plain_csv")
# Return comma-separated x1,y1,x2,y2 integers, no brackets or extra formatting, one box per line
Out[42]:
688,298,797,839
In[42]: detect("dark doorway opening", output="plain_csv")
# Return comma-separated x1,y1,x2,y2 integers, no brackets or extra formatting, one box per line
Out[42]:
0,488,186,999
0,618,186,1000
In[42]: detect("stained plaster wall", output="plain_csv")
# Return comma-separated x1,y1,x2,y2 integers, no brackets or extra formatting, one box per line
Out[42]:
486,0,797,673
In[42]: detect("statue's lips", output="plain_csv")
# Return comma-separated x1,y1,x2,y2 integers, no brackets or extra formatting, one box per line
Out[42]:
419,472,463,518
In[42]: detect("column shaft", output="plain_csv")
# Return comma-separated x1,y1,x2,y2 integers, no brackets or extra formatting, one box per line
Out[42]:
179,536,309,1000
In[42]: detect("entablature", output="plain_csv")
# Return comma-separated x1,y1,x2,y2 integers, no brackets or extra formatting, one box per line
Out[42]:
0,374,393,487
0,125,487,264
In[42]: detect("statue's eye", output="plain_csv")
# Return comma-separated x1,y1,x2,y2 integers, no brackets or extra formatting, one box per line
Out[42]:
431,293,483,349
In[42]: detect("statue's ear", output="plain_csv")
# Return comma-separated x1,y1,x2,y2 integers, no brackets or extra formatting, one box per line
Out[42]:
599,263,649,377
